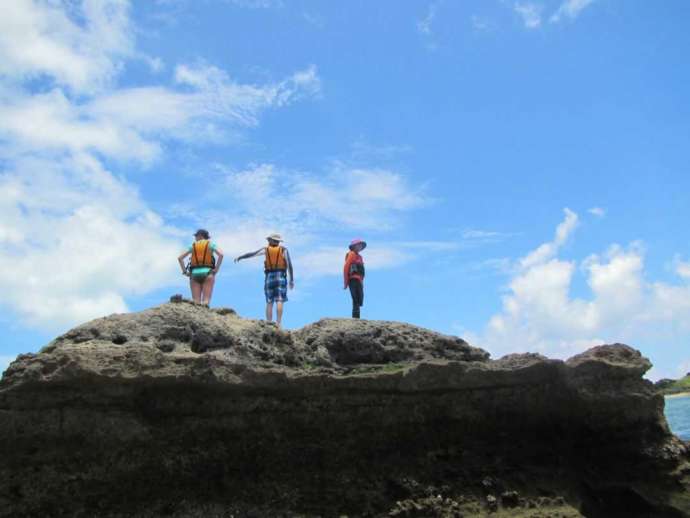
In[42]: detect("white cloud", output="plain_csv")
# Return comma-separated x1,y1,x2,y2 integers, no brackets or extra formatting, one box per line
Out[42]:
588,207,606,217
474,210,690,368
0,0,133,94
0,87,161,162
550,0,596,23
514,2,543,29
0,63,321,164
520,208,577,269
0,154,182,330
674,257,690,280
217,163,428,233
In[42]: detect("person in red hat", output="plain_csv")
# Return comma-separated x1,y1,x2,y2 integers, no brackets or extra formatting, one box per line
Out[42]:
344,239,366,318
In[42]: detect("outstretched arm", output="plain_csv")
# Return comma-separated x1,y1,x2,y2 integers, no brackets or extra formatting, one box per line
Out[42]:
213,247,224,274
234,248,265,263
178,250,191,276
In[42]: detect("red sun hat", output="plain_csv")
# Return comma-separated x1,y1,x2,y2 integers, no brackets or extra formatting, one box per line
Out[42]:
349,238,367,251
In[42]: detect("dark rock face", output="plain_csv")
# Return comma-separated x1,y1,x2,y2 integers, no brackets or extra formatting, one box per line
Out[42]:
0,301,688,517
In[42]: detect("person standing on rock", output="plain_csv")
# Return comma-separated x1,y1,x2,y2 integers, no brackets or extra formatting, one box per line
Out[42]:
177,229,224,306
344,238,366,319
234,233,294,327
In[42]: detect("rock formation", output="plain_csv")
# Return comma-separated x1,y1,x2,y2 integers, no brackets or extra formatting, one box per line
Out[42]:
1,300,688,517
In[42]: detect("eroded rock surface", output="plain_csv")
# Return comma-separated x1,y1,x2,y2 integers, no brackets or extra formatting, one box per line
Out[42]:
0,300,688,517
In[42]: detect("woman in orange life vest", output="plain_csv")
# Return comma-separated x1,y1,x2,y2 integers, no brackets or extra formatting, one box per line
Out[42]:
234,233,294,328
177,229,224,306
344,238,366,319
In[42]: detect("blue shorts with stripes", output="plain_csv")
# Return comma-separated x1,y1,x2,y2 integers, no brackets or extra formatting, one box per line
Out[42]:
264,270,288,303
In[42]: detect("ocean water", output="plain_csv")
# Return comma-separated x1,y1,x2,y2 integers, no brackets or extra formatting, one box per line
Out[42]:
665,394,690,440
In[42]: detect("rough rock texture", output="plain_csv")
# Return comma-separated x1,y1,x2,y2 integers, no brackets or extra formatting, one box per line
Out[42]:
1,300,688,517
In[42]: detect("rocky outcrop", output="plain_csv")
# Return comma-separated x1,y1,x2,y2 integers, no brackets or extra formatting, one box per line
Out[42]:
1,300,688,517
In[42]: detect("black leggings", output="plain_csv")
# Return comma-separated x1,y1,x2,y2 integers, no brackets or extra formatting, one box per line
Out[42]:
349,278,364,318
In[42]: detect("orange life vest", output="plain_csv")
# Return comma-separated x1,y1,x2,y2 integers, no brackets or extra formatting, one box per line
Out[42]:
264,245,287,271
191,240,214,268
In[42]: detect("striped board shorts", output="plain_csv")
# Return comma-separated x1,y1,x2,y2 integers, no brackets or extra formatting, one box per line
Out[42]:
264,270,288,303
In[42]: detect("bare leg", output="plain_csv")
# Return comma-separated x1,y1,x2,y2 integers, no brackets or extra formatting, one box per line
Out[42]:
265,302,273,322
276,301,284,327
190,277,202,303
201,274,216,305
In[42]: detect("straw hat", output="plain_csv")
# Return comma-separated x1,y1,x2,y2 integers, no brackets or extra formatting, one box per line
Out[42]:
266,233,283,242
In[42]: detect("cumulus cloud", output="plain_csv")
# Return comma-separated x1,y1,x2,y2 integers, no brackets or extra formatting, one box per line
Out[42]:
519,208,577,269
0,154,183,329
550,0,596,23
514,2,543,29
674,257,690,280
473,210,690,367
0,0,133,94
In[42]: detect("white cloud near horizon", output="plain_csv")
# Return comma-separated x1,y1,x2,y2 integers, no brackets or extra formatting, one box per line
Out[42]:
550,0,597,23
0,154,183,330
471,209,690,379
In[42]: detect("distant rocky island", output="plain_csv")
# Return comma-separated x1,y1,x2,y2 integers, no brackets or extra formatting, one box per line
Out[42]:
1,299,688,517
656,375,690,396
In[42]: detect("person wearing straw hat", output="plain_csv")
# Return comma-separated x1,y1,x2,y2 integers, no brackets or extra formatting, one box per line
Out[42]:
177,229,224,306
234,233,294,327
344,238,366,319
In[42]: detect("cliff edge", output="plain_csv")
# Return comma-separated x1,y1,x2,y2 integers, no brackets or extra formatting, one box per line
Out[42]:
1,300,688,517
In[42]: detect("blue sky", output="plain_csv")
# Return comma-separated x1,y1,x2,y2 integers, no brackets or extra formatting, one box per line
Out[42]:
1,0,689,380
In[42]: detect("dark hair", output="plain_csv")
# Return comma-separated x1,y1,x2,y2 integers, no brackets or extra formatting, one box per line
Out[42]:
194,229,210,239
